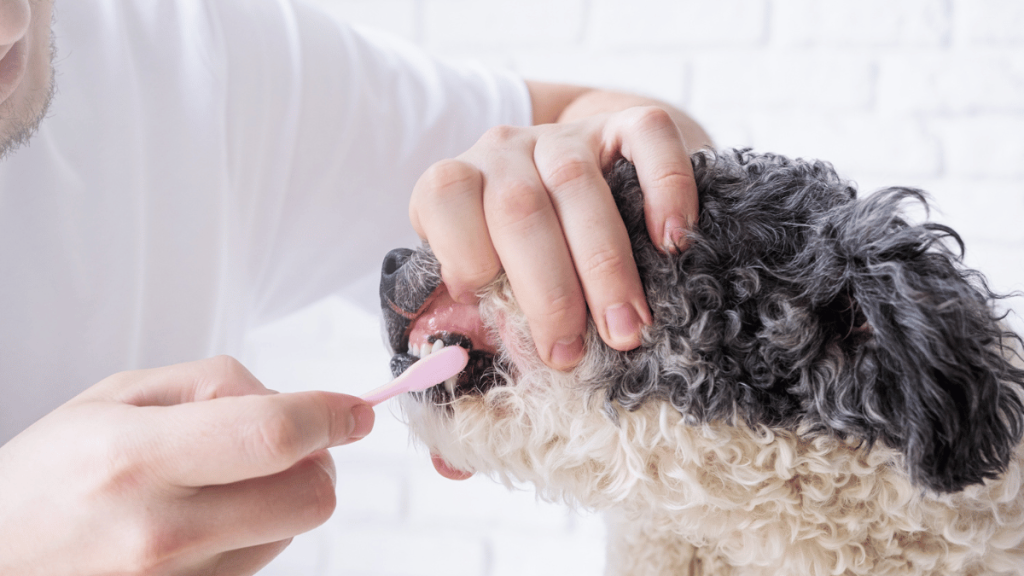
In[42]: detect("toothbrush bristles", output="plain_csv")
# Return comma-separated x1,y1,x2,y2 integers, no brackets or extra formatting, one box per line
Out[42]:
361,346,470,406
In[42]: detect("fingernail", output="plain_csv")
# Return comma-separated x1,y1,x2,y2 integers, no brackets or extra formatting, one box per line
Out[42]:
663,216,688,253
550,336,584,369
342,404,375,445
606,304,642,346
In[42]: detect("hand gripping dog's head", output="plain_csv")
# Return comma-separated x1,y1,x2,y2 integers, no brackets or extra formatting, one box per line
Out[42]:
379,150,1024,504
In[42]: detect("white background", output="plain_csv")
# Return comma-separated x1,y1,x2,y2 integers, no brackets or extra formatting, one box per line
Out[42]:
247,1,1024,574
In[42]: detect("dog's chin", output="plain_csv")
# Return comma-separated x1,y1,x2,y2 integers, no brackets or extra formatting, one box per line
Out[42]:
429,453,475,480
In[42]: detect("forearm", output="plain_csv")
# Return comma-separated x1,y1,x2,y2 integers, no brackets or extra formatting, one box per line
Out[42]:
526,80,713,151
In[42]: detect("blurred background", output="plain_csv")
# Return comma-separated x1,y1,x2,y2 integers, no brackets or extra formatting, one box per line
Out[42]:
243,1,1024,574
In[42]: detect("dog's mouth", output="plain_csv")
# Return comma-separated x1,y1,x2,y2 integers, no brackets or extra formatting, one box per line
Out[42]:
379,248,511,480
379,248,502,402
388,284,502,481
388,283,502,403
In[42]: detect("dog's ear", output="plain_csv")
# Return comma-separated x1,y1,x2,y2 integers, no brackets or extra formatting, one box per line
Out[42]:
815,188,1024,493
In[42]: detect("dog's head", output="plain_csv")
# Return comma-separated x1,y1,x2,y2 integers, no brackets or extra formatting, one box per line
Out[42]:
380,149,1024,496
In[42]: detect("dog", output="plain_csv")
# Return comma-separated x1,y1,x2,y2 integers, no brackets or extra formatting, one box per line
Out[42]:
378,149,1024,575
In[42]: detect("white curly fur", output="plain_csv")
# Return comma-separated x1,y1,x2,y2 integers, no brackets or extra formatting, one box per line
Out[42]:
401,276,1024,576
386,152,1024,575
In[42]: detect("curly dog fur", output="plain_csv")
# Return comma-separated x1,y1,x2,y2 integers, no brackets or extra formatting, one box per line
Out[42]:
379,149,1024,575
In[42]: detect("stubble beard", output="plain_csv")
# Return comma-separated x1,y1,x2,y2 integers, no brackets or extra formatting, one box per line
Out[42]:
0,36,56,163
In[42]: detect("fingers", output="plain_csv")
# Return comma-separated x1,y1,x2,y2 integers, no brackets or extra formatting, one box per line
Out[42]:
153,453,331,572
607,106,699,253
532,135,650,352
58,358,368,574
187,451,337,554
81,357,375,487
413,107,697,369
412,127,591,369
136,390,373,487
480,143,589,369
410,159,500,303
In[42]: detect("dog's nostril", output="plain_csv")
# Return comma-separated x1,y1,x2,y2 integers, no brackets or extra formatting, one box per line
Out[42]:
382,248,414,278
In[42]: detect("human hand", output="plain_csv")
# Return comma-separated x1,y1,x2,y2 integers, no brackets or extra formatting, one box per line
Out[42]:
0,356,374,576
410,105,698,370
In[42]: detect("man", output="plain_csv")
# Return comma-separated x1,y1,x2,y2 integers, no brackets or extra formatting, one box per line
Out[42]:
0,0,711,573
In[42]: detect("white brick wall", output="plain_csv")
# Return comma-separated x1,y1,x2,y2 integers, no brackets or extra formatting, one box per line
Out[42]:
248,1,1024,574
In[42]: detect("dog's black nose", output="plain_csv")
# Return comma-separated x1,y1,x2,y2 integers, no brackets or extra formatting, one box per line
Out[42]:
380,248,413,309
379,246,444,353
382,248,413,280
380,248,420,353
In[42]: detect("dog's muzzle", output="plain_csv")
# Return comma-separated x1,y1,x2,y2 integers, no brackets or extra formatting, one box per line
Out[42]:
379,248,503,403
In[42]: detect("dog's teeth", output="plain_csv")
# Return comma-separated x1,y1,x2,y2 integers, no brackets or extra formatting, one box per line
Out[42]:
431,339,445,354
444,375,457,397
410,343,420,358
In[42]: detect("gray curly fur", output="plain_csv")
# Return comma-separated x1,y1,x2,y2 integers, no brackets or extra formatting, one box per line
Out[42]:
380,148,1024,496
600,149,1024,494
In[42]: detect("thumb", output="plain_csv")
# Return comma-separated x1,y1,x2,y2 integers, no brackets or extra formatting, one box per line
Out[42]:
138,390,375,487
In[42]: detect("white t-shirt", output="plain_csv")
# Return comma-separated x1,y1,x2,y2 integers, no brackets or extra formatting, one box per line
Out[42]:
0,0,531,442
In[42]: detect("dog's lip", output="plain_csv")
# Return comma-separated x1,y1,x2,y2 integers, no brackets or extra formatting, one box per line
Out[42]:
430,453,475,480
407,285,498,356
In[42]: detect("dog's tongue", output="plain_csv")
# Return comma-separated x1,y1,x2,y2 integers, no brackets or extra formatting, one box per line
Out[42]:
431,453,474,481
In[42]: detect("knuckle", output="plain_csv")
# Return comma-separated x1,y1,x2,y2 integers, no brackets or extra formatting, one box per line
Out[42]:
417,159,480,203
211,354,245,373
630,105,674,132
100,369,136,390
207,354,249,381
541,155,593,192
443,261,500,292
91,367,148,399
99,433,148,492
534,285,582,326
307,391,341,446
647,168,692,190
582,247,632,281
479,124,521,146
251,406,306,466
194,354,257,399
491,180,549,225
124,518,183,573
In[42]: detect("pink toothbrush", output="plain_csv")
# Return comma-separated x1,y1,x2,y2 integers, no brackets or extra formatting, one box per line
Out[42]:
361,345,470,406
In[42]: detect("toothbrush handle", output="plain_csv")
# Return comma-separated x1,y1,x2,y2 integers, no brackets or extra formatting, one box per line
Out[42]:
361,372,413,406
